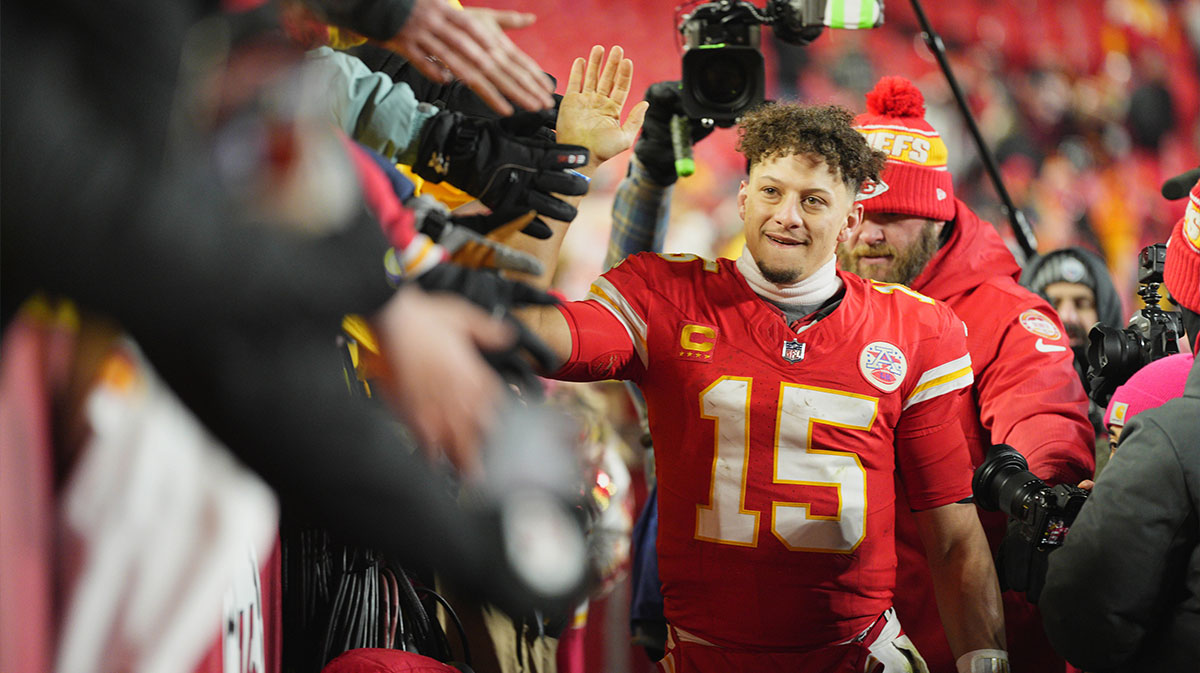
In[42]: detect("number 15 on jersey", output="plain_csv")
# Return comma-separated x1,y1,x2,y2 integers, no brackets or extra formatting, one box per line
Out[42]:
695,376,876,553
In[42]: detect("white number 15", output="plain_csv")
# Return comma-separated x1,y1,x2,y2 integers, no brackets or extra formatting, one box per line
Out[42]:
695,376,876,553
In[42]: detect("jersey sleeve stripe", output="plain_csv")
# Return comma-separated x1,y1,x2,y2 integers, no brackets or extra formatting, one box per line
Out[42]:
586,277,649,367
911,354,972,388
903,355,974,410
903,368,973,409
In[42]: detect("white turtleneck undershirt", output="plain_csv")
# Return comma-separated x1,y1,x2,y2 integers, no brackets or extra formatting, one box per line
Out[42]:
735,246,842,323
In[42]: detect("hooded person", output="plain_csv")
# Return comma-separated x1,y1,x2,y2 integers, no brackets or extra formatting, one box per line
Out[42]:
838,76,1095,673
1022,247,1124,398
1040,176,1200,672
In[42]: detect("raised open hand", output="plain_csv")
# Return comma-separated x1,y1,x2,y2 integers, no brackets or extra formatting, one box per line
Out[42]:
556,45,648,168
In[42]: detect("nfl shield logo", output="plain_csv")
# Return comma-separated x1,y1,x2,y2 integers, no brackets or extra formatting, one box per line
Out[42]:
781,340,806,363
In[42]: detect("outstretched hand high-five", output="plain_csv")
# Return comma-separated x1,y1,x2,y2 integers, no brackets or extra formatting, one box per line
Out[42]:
556,45,649,171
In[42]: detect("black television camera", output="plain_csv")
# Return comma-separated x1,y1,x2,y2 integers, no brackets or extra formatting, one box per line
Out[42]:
677,0,883,126
972,444,1090,603
1085,243,1182,407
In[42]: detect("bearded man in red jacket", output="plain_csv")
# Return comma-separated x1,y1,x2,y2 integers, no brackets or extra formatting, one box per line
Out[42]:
838,76,1094,673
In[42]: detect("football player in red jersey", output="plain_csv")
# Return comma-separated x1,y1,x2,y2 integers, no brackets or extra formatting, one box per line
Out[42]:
506,46,1006,672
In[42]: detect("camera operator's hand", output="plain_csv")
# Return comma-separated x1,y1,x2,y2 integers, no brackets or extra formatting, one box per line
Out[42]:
414,109,589,229
634,81,715,185
556,45,649,171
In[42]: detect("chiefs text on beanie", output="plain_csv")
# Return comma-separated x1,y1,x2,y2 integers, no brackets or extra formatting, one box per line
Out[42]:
854,76,956,222
1164,178,1200,314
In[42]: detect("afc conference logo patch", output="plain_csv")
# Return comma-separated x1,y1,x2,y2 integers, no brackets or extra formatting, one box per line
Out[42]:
781,340,806,363
1018,309,1062,340
859,341,907,392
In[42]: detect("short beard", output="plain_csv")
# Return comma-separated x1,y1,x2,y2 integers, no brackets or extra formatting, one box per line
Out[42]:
837,220,942,285
756,260,803,285
1063,321,1089,348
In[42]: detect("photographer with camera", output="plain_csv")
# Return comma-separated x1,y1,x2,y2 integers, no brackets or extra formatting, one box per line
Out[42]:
1038,177,1200,672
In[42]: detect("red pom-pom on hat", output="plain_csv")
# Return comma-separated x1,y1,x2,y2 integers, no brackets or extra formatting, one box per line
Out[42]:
854,76,954,221
865,76,926,118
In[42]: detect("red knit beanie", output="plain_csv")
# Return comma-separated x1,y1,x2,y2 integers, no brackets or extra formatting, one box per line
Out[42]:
854,77,956,222
1164,177,1200,314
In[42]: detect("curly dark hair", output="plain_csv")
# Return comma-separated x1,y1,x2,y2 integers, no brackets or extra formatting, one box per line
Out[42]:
736,103,886,191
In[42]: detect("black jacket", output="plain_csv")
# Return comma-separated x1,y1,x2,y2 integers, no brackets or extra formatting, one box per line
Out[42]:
1040,355,1200,671
1,0,557,617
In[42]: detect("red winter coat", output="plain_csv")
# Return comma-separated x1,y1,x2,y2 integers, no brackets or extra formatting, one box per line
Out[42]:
892,201,1094,673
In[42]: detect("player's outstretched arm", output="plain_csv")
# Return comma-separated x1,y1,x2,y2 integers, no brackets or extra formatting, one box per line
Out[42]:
502,45,648,369
912,502,1007,670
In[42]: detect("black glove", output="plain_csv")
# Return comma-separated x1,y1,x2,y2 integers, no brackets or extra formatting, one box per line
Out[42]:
481,317,558,401
347,44,563,139
416,264,560,397
634,81,715,186
409,191,552,241
416,263,556,310
424,81,562,143
414,110,589,226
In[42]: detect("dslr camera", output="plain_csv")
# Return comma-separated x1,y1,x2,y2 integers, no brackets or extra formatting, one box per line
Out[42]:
677,0,882,126
1086,243,1182,406
972,444,1090,603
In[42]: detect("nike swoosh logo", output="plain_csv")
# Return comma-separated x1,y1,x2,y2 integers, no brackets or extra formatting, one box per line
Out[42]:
1035,338,1068,353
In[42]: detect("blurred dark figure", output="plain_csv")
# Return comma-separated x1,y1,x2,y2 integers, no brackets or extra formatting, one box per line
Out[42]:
0,2,583,672
1040,177,1200,672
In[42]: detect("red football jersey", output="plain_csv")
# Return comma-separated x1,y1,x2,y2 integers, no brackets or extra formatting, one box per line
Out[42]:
555,253,975,650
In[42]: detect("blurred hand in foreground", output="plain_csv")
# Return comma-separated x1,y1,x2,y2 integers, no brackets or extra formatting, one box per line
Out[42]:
381,0,555,116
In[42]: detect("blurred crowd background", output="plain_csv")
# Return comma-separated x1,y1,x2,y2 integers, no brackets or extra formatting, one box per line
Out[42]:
485,0,1200,316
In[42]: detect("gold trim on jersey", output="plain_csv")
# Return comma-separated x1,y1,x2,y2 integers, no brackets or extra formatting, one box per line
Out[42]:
586,277,649,367
903,354,974,410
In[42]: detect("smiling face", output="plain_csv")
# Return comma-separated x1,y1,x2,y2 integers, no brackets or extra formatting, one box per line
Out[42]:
738,153,863,285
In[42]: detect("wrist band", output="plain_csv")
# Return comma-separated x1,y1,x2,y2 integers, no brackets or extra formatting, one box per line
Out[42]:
956,649,1009,673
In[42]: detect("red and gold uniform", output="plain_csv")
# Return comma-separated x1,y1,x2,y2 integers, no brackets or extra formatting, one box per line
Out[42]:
554,253,975,658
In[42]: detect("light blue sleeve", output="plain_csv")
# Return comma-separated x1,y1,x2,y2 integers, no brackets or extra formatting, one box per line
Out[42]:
303,46,439,166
